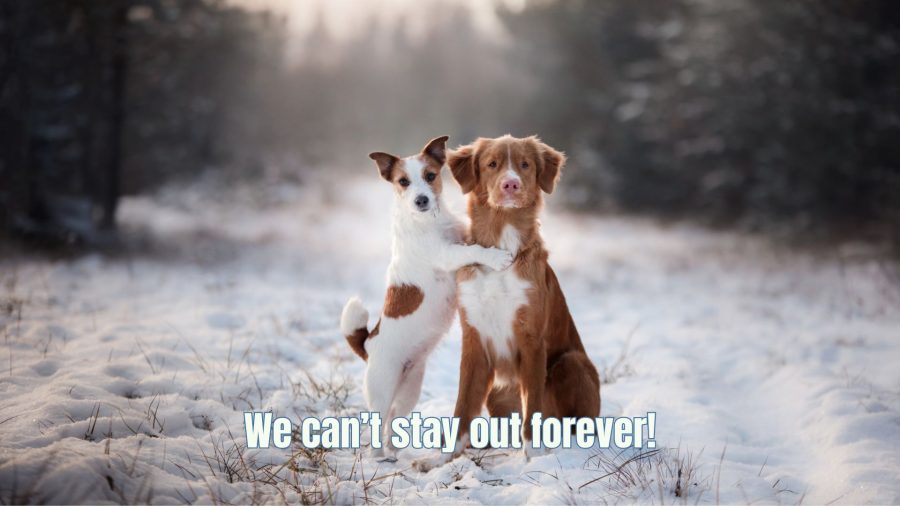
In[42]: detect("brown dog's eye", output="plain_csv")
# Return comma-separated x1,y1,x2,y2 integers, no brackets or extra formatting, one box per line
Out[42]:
398,177,410,187
425,173,437,183
488,161,497,168
521,161,529,169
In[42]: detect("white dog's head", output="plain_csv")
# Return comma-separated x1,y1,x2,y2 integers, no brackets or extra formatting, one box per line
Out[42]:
369,136,448,219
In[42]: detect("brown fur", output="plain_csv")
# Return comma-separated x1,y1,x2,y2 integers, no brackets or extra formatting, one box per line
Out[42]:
346,318,380,362
345,281,424,360
346,327,369,361
383,284,425,318
449,135,563,209
448,135,601,445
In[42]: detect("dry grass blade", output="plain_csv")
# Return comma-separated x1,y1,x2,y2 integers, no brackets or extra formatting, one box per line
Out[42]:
578,448,661,491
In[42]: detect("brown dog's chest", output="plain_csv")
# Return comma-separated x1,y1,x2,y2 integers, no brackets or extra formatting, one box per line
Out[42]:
458,263,531,362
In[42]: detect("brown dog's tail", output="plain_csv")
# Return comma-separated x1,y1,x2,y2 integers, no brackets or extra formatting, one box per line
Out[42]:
340,297,371,361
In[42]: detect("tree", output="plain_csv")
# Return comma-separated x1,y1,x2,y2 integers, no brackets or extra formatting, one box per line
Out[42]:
501,0,900,247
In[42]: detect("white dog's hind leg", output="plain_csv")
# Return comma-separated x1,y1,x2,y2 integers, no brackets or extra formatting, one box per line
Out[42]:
364,356,403,459
381,360,425,461
390,360,425,419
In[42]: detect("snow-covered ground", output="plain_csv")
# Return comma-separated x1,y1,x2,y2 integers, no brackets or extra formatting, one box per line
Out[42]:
1,173,899,504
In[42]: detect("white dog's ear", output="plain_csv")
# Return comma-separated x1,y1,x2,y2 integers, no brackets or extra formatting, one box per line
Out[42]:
422,135,449,166
369,152,400,181
448,143,478,194
531,137,566,194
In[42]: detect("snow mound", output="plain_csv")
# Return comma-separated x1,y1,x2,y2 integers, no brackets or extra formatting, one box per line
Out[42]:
1,175,898,504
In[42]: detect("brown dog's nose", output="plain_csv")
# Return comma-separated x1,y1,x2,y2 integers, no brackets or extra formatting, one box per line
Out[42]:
501,179,520,193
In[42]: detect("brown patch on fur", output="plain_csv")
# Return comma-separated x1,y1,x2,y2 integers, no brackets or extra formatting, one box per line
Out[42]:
369,135,450,196
346,317,380,362
419,135,447,195
422,157,443,195
369,151,413,194
422,135,449,166
448,135,600,445
456,265,477,283
346,327,369,361
369,152,400,181
383,284,424,318
390,165,411,193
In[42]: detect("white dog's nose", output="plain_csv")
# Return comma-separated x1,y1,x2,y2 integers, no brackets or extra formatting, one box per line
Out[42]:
414,194,430,210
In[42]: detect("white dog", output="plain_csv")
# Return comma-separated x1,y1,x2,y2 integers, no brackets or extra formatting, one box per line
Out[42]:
340,135,512,460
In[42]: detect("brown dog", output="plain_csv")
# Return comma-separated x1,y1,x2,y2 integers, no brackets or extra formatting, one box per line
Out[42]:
414,135,600,470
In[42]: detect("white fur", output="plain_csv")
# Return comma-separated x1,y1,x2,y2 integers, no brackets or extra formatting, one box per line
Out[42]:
340,296,368,336
503,145,522,184
397,157,436,215
498,223,522,253
495,145,523,209
344,158,513,459
458,225,531,365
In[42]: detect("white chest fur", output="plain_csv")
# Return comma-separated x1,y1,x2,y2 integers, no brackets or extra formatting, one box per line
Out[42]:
458,225,531,360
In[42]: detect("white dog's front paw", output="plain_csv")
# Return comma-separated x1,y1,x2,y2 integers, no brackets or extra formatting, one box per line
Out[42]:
482,247,514,271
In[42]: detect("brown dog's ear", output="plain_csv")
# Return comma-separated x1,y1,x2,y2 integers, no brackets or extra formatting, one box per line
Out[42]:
422,135,450,166
369,152,400,181
448,143,478,194
535,139,566,194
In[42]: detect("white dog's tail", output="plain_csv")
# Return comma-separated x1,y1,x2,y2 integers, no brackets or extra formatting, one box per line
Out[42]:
340,297,373,361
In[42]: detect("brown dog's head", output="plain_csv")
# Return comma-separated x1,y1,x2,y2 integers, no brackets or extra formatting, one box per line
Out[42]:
447,135,565,209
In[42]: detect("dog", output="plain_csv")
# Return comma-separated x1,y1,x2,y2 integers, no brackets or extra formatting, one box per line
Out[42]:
413,134,601,471
340,135,514,461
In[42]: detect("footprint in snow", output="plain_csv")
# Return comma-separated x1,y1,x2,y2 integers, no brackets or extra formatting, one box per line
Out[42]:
31,359,60,377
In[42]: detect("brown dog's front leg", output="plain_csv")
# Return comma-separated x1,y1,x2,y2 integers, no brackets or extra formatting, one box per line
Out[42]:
412,324,491,472
452,325,493,453
518,340,547,457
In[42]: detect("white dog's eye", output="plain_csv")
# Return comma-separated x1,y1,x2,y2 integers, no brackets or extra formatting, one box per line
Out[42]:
425,173,437,183
398,177,410,187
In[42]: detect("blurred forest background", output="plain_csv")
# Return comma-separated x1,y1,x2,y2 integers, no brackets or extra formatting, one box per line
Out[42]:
1,0,898,250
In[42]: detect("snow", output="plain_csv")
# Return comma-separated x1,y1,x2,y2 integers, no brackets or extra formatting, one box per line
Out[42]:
1,173,899,504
